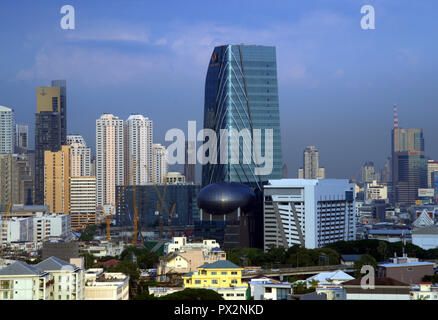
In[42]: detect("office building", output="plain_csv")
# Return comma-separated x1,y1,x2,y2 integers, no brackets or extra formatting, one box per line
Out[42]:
364,180,388,202
15,124,28,152
124,114,153,185
35,82,67,205
44,145,71,214
67,135,91,177
0,153,34,205
184,140,196,183
70,176,97,231
152,143,168,184
0,106,14,154
299,146,325,179
263,179,356,250
427,160,438,188
201,44,283,188
96,114,124,206
361,161,379,184
391,105,427,204
165,172,186,184
115,183,201,228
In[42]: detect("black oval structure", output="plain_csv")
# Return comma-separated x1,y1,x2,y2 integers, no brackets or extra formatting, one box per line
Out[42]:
197,182,256,215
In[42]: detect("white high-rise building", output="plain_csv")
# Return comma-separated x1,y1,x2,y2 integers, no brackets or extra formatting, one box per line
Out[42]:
124,115,153,185
152,143,168,184
299,146,325,179
427,160,438,188
0,106,14,154
263,179,356,249
67,135,91,177
96,114,124,206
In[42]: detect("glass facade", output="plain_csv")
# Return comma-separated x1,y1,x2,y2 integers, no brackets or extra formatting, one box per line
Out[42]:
201,45,283,189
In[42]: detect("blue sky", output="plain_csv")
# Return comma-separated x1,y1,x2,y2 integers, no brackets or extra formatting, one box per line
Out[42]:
1,0,437,180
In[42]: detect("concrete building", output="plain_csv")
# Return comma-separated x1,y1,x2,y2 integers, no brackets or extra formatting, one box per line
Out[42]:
124,114,153,185
427,160,438,188
249,277,292,300
0,153,34,205
42,240,78,262
84,268,129,300
44,145,71,214
361,161,379,184
364,180,387,202
343,277,410,300
165,172,186,184
0,261,54,300
377,255,434,285
299,146,325,179
263,179,356,249
96,114,124,206
0,106,14,154
67,135,91,177
164,237,221,254
69,176,97,231
35,256,85,300
410,282,438,300
15,124,29,152
152,143,168,184
182,260,248,300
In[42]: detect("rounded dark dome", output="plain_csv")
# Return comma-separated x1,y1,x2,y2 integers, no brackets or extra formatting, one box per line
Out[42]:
197,182,255,215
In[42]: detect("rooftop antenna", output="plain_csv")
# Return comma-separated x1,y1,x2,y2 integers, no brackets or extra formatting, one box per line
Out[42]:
393,104,399,129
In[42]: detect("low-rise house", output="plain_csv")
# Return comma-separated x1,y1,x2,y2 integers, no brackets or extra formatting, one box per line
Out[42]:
410,282,438,300
305,270,354,287
84,268,129,300
164,237,220,255
343,277,410,300
340,254,363,267
248,277,292,300
35,256,85,300
377,255,434,285
148,286,184,298
182,260,248,300
315,285,346,300
0,261,54,300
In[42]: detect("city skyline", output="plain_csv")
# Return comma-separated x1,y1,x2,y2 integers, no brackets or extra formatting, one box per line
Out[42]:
1,1,438,180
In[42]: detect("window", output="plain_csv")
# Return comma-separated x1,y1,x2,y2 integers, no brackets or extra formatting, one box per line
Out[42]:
265,287,272,293
231,271,238,275
221,271,227,275
195,280,201,284
231,279,238,284
212,280,218,284
211,272,217,275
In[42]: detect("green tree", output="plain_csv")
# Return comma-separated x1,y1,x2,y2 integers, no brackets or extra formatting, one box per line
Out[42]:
158,288,224,300
354,254,377,278
108,260,140,297
79,225,98,241
79,252,96,269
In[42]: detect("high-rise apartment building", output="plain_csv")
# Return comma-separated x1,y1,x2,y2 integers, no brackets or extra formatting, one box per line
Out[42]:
263,179,356,249
96,114,124,206
361,161,380,184
201,45,283,189
152,143,168,184
70,176,97,231
67,135,91,177
0,154,33,205
44,145,71,214
299,146,325,179
124,115,153,185
15,124,28,152
0,106,14,154
391,105,427,205
35,82,67,205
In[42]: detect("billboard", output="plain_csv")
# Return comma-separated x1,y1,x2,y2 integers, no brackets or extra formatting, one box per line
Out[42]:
418,188,434,197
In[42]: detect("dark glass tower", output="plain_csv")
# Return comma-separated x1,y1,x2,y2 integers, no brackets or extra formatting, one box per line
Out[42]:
201,45,283,189
34,82,66,205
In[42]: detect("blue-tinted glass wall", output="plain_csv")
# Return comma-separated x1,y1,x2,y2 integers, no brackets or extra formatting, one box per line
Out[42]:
202,45,283,188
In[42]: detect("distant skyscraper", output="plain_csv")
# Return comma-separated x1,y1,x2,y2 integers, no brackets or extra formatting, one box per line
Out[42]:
35,85,64,205
300,146,325,179
152,143,168,184
124,115,153,185
381,157,392,184
0,153,33,205
15,124,28,152
96,114,124,206
184,140,196,183
51,80,67,145
361,161,379,184
201,44,283,189
66,135,91,177
282,163,288,178
0,106,14,154
391,105,427,205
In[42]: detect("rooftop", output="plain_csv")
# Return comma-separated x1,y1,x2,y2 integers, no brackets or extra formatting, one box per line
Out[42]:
343,277,410,287
0,261,45,276
35,256,79,272
198,260,241,270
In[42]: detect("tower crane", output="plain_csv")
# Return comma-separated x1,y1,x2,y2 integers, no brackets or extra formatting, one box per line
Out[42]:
106,157,140,241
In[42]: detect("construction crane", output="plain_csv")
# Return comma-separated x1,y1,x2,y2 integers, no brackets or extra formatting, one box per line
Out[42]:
0,203,12,262
106,157,140,241
144,165,177,239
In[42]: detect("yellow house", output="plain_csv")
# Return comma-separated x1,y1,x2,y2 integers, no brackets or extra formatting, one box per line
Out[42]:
182,260,248,300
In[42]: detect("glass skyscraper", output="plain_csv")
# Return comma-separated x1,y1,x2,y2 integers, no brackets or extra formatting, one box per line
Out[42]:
201,45,283,189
